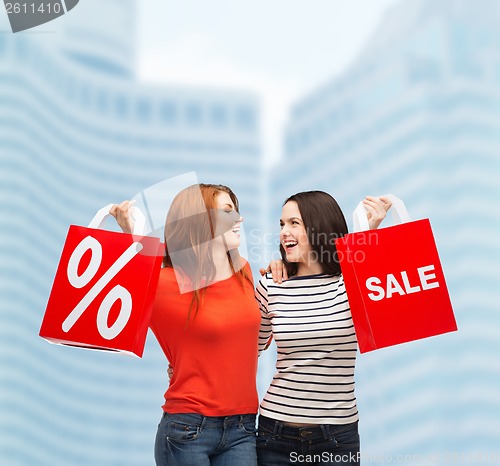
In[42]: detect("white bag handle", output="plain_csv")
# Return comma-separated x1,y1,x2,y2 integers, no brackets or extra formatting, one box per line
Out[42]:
88,203,146,236
353,194,411,232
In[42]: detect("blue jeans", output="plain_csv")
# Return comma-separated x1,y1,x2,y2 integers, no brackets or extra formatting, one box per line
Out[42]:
256,415,360,466
155,412,258,466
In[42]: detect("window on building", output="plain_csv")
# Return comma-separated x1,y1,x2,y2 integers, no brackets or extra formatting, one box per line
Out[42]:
97,89,108,113
285,135,296,156
408,60,440,83
450,24,483,79
495,62,500,83
80,84,90,108
186,102,203,127
115,94,128,117
14,37,27,60
235,106,256,131
299,128,311,148
210,104,228,128
137,99,151,121
328,111,339,132
161,101,177,124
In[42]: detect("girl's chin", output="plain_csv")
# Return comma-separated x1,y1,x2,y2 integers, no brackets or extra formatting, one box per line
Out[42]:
222,233,241,247
285,252,299,262
224,241,241,251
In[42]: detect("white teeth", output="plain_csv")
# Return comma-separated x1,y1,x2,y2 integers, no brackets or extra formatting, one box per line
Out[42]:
283,241,297,247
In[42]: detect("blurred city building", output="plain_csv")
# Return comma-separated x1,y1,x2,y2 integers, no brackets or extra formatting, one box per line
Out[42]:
0,1,263,464
271,0,500,461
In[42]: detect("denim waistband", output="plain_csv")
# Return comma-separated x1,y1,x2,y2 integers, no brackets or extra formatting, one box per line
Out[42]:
258,415,357,441
163,412,255,427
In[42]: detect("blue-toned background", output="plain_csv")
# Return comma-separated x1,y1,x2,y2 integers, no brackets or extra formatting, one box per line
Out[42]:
1,0,499,464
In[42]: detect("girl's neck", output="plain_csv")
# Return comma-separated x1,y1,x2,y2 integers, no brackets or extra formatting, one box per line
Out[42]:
212,245,234,281
296,261,323,277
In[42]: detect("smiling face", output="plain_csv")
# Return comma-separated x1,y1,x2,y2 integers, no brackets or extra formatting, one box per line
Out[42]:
279,191,349,278
214,191,243,251
280,201,312,265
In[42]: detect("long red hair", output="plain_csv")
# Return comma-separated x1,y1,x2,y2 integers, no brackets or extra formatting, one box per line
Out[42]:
163,183,252,320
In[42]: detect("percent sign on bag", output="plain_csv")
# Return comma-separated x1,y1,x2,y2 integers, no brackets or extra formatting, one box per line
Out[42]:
63,235,143,339
40,205,163,357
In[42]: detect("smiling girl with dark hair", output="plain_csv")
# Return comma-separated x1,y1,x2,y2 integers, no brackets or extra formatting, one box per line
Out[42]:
256,192,391,466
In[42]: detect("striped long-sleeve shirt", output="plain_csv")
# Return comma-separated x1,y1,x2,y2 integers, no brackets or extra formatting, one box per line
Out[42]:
256,272,359,424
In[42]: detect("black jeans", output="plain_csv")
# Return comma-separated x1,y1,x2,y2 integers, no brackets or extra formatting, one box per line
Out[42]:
256,415,360,466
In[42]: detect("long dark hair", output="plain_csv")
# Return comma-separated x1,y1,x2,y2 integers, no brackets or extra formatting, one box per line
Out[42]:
280,191,348,278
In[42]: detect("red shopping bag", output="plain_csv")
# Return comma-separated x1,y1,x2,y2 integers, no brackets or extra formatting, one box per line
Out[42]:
335,195,457,354
40,205,164,357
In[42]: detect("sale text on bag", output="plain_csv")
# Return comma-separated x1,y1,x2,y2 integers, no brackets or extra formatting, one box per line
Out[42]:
366,265,439,301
